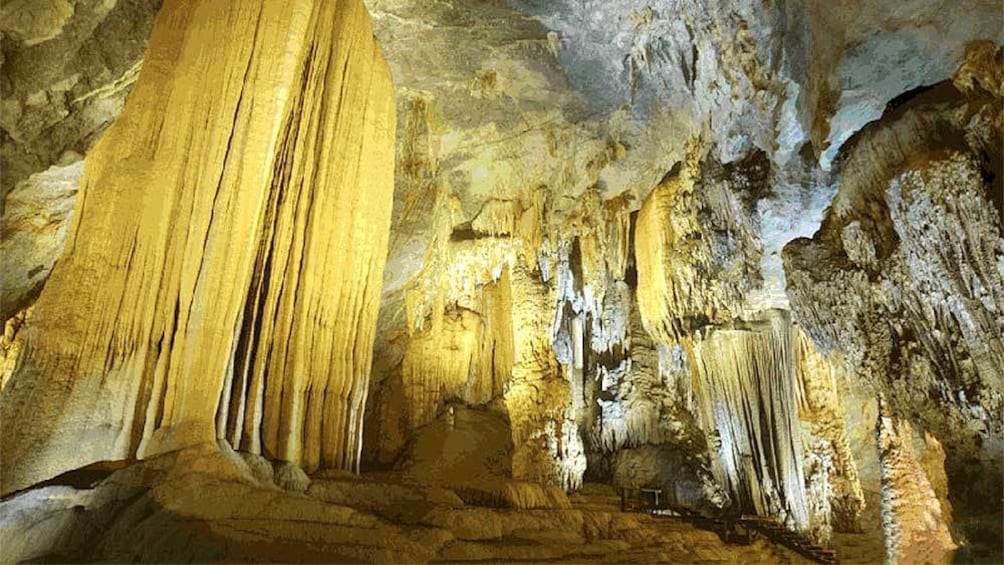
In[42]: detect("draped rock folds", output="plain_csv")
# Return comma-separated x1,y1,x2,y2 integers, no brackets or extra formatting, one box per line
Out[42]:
0,0,395,495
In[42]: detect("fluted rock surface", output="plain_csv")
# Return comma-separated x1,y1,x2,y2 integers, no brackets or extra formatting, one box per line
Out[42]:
1,0,395,495
635,152,763,342
2,0,1000,560
689,314,810,529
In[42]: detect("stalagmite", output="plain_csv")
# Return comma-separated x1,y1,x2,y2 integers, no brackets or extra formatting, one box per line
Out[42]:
507,265,587,490
2,0,999,562
1,0,395,494
590,301,694,453
876,397,957,564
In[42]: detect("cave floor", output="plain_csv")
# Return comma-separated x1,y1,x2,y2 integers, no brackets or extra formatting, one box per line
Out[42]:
3,444,810,563
827,490,886,565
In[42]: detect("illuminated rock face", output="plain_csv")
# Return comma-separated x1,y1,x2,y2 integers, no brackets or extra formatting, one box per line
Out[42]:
793,329,866,540
784,43,1003,559
685,312,865,542
690,315,810,530
1,1,1001,562
635,152,764,342
876,399,957,564
1,0,395,495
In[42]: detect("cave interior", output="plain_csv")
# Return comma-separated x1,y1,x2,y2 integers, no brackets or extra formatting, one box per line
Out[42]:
0,1,1002,563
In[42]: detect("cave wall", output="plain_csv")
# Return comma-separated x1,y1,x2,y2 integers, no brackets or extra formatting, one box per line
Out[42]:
350,1,1001,548
0,0,1000,558
0,0,161,323
784,43,1003,557
0,0,162,200
1,0,395,495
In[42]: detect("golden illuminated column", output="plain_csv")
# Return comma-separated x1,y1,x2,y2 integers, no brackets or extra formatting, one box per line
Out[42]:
506,266,587,490
876,397,956,564
1,0,395,494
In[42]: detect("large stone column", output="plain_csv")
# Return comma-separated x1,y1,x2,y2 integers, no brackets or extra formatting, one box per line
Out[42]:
1,0,395,495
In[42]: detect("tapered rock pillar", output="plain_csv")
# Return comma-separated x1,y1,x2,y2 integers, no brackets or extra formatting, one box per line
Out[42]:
1,0,395,495
876,397,956,564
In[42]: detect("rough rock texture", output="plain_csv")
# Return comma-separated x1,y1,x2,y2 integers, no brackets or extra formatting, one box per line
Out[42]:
635,152,763,341
1,0,395,495
2,0,1001,561
0,0,161,197
0,306,30,390
784,46,1003,561
795,0,1004,167
876,399,957,564
0,155,80,321
508,0,1004,184
0,447,809,564
0,444,454,563
273,461,311,493
794,329,866,541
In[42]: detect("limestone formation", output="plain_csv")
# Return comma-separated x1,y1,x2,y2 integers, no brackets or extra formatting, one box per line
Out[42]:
1,0,396,494
784,45,1003,558
876,398,957,564
0,445,808,563
0,0,162,197
1,0,1000,563
0,155,80,321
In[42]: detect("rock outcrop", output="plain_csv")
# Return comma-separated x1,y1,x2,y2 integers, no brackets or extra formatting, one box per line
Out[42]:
784,43,1003,559
0,0,162,198
0,445,807,564
0,155,80,322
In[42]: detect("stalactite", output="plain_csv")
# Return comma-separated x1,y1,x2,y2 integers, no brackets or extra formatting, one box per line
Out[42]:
634,152,761,344
506,265,586,491
591,303,695,453
689,312,810,531
470,199,521,237
0,0,395,494
392,269,514,440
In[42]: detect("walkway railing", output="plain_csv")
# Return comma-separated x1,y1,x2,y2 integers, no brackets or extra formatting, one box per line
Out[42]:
617,487,838,564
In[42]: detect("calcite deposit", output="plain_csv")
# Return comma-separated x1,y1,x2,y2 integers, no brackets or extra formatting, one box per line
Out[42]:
2,0,395,493
0,0,1000,563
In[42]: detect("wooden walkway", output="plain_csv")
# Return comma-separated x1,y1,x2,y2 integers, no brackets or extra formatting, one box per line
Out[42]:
736,514,837,564
618,488,838,564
